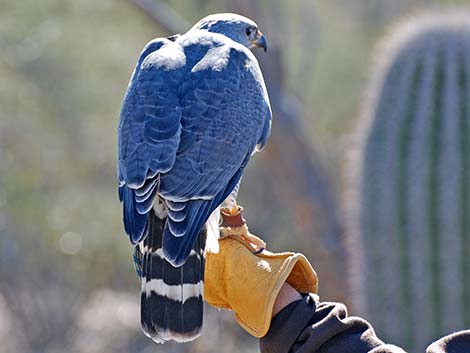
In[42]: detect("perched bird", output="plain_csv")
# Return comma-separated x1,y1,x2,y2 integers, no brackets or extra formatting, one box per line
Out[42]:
117,13,271,343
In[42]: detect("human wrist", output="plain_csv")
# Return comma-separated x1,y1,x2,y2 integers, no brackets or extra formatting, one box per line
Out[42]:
272,282,302,318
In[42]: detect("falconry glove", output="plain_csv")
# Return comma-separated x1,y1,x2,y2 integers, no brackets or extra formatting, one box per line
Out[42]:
204,207,318,337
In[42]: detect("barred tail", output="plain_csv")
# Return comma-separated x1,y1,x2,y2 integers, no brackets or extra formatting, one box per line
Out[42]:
137,210,206,343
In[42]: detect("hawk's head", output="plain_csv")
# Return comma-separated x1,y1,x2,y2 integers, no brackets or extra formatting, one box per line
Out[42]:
191,13,267,52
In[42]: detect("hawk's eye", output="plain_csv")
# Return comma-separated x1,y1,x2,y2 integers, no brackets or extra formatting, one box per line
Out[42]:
245,27,253,37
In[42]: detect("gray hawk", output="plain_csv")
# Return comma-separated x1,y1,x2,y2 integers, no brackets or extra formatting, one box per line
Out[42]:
117,13,271,343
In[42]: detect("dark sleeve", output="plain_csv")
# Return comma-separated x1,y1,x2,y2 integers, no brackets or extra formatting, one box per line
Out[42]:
426,331,470,353
260,294,470,353
260,294,406,353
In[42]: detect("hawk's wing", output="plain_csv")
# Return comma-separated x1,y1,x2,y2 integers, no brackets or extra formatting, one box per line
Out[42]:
118,34,271,265
118,37,186,186
118,37,184,243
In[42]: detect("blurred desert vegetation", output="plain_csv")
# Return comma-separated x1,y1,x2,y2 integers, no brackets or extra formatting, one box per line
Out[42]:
0,0,468,352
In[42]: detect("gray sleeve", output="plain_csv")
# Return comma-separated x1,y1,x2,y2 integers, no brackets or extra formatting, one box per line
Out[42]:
260,294,406,353
426,331,470,353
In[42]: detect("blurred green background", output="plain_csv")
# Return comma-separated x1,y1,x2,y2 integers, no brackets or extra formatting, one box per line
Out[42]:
0,0,467,352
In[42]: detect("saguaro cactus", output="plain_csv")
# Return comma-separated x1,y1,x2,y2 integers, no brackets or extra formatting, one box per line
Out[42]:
348,12,470,352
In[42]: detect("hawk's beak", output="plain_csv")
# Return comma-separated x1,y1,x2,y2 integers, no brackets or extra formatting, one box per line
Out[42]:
252,31,267,52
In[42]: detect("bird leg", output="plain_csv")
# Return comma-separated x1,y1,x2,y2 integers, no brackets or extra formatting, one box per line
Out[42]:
229,200,239,215
219,204,266,253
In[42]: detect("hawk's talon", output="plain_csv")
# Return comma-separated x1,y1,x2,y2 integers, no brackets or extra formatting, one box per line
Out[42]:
253,247,265,255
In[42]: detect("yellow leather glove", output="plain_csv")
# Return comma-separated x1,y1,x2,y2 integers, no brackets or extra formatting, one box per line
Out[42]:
204,206,318,338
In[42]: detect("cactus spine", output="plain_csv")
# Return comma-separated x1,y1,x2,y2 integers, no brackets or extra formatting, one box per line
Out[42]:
349,12,470,352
